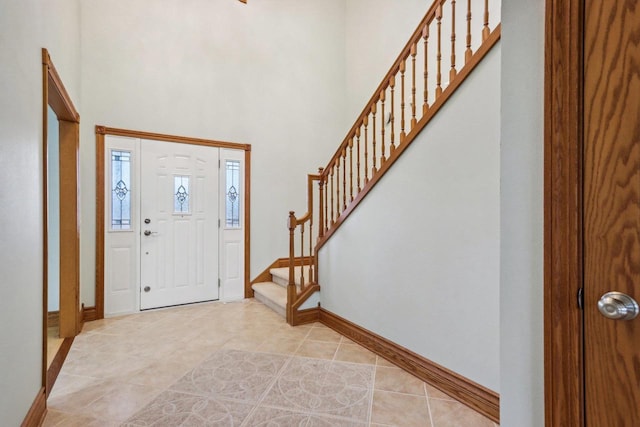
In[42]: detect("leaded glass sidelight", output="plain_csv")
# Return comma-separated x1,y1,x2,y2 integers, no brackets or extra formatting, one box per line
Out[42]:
174,175,190,214
225,160,241,228
111,150,131,230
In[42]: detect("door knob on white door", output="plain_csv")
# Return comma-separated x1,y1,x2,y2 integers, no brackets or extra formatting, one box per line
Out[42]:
597,291,639,320
143,230,158,236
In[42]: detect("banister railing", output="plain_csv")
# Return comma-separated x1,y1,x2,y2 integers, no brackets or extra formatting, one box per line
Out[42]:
286,0,501,324
286,171,322,323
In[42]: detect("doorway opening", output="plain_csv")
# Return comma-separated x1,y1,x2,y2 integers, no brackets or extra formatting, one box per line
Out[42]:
42,48,81,396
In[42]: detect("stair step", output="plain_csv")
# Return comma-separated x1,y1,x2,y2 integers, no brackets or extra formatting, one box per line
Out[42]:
252,282,286,318
270,266,312,287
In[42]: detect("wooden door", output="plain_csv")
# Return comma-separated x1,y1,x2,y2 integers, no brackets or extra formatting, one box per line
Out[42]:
583,1,640,424
140,139,219,310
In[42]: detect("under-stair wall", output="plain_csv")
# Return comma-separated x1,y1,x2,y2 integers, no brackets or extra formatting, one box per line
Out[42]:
318,41,500,395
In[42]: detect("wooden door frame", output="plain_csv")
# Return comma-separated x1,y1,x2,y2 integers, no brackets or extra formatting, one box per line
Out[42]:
544,0,585,425
94,126,252,319
42,48,81,395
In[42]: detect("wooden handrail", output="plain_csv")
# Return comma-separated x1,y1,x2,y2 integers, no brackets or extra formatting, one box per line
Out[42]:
322,0,445,173
285,0,501,325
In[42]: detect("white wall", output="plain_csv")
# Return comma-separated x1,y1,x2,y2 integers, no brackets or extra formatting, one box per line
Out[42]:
499,0,545,424
47,106,61,312
319,45,501,392
79,0,348,306
345,0,427,119
0,0,80,424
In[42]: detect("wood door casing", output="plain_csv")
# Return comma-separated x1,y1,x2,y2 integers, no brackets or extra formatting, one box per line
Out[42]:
583,0,640,424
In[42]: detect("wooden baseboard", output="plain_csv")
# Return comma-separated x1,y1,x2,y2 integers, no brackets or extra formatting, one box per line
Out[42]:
46,337,74,396
82,305,98,323
20,387,46,427
47,311,59,327
292,307,320,325
318,308,500,423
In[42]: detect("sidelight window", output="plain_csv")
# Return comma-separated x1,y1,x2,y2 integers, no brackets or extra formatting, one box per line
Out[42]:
111,150,131,230
225,160,241,228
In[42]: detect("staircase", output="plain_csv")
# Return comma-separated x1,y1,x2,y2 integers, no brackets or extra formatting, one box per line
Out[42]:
251,267,303,318
252,0,501,326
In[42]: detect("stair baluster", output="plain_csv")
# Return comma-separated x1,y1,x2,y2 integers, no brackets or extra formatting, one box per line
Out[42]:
372,103,377,173
423,26,429,114
330,166,335,225
364,116,369,184
349,138,354,202
412,42,418,127
318,167,325,239
335,157,341,218
483,0,490,41
342,148,347,211
436,3,443,98
466,0,472,63
380,89,386,164
400,60,407,143
390,75,396,153
450,0,457,80
356,128,362,192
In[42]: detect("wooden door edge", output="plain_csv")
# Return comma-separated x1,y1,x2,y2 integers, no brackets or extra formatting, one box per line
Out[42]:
543,0,585,425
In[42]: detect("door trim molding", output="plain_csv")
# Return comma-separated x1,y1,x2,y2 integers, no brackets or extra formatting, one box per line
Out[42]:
95,126,252,319
544,0,585,425
42,48,81,395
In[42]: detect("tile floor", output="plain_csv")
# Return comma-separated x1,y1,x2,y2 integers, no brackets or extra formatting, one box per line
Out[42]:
44,299,498,427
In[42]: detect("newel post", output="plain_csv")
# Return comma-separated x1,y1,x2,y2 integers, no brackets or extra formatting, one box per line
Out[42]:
287,211,296,324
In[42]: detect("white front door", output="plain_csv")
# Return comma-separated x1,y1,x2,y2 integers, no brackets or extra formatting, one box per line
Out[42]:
139,139,219,310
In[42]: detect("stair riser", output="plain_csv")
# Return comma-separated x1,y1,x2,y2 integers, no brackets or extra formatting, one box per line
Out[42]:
254,291,286,318
272,275,288,287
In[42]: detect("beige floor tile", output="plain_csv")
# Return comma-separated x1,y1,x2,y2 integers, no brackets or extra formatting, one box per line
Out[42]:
221,335,265,351
43,410,120,427
81,381,160,421
428,399,494,427
170,349,288,402
44,300,492,427
307,325,343,343
425,384,456,401
334,343,377,365
122,359,194,390
257,336,303,355
376,356,397,368
328,362,375,389
371,390,432,427
375,366,426,396
48,373,98,400
261,374,372,422
296,340,340,359
246,406,368,426
48,379,159,422
123,390,253,426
